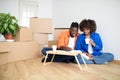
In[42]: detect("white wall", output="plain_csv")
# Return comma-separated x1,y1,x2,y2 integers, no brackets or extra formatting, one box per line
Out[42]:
0,0,19,19
38,0,52,18
0,0,53,40
38,0,53,40
53,0,120,60
0,0,52,21
0,0,120,60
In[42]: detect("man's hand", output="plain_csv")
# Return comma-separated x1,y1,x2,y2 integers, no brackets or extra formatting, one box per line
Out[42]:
60,46,72,51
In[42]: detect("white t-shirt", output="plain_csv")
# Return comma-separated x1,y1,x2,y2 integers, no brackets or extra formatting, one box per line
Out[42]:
67,37,75,50
88,43,93,54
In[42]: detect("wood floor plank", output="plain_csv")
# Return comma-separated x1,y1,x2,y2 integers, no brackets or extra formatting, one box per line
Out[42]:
0,57,120,80
6,62,20,80
85,64,120,80
0,64,8,80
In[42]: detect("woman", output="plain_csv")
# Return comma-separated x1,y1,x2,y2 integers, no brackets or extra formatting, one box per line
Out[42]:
75,19,114,64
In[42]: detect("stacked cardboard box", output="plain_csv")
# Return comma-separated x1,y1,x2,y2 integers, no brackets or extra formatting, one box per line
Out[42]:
30,18,53,53
0,41,40,63
0,27,41,64
0,42,9,65
48,28,69,48
15,27,33,41
54,28,69,40
33,33,48,45
48,40,58,48
0,52,8,65
30,18,52,33
0,18,54,65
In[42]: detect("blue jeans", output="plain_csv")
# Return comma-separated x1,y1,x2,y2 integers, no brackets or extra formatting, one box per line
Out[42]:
75,53,114,64
41,47,74,62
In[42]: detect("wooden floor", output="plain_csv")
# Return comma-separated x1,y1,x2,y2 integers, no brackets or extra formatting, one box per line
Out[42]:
0,57,120,80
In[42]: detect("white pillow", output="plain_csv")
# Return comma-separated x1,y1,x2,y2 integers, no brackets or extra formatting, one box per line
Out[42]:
0,34,6,41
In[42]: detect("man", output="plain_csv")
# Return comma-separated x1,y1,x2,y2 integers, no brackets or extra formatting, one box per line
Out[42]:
41,22,79,63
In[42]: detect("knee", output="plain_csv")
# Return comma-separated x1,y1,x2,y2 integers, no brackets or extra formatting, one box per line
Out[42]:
41,47,52,55
109,53,114,61
105,53,114,61
108,53,114,59
41,48,46,55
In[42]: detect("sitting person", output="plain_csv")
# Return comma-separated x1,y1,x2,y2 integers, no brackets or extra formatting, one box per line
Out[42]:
75,19,114,64
41,22,80,63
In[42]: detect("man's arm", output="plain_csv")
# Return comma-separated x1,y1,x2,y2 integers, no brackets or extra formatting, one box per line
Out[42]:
60,46,72,51
57,31,72,51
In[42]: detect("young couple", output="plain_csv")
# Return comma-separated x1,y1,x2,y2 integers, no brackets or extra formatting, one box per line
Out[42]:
41,19,114,64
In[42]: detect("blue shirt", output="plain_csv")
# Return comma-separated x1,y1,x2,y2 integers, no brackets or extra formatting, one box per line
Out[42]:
75,32,103,56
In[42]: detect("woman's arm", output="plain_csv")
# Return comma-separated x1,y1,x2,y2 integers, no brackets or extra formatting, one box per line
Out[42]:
92,33,103,51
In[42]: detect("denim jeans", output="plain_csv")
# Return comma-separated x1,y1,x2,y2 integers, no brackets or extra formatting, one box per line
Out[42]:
41,47,74,62
75,53,114,64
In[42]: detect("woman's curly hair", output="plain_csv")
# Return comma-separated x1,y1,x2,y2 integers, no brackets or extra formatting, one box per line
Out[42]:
80,19,97,33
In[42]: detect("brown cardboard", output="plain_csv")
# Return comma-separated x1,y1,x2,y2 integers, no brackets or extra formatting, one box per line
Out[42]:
0,42,9,65
54,28,69,40
33,33,48,44
0,41,41,63
30,18,53,33
8,41,41,62
0,52,8,65
48,40,58,48
0,42,9,52
15,27,33,41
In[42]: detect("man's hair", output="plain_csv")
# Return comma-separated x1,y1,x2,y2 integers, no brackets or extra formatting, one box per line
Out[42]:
70,22,79,29
80,19,96,33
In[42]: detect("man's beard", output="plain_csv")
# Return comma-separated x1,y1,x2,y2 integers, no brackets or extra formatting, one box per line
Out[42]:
71,34,76,37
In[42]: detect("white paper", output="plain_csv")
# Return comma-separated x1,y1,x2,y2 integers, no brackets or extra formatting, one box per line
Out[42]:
70,50,82,53
82,54,89,59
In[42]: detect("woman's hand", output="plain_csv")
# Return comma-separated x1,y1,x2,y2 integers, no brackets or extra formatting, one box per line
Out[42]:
84,52,93,60
89,39,96,47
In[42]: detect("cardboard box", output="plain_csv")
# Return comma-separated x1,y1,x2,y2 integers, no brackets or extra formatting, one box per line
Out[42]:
30,18,53,33
54,28,69,40
0,42,9,52
15,27,33,41
0,52,8,65
0,42,9,65
48,40,58,48
33,33,48,44
0,41,41,63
